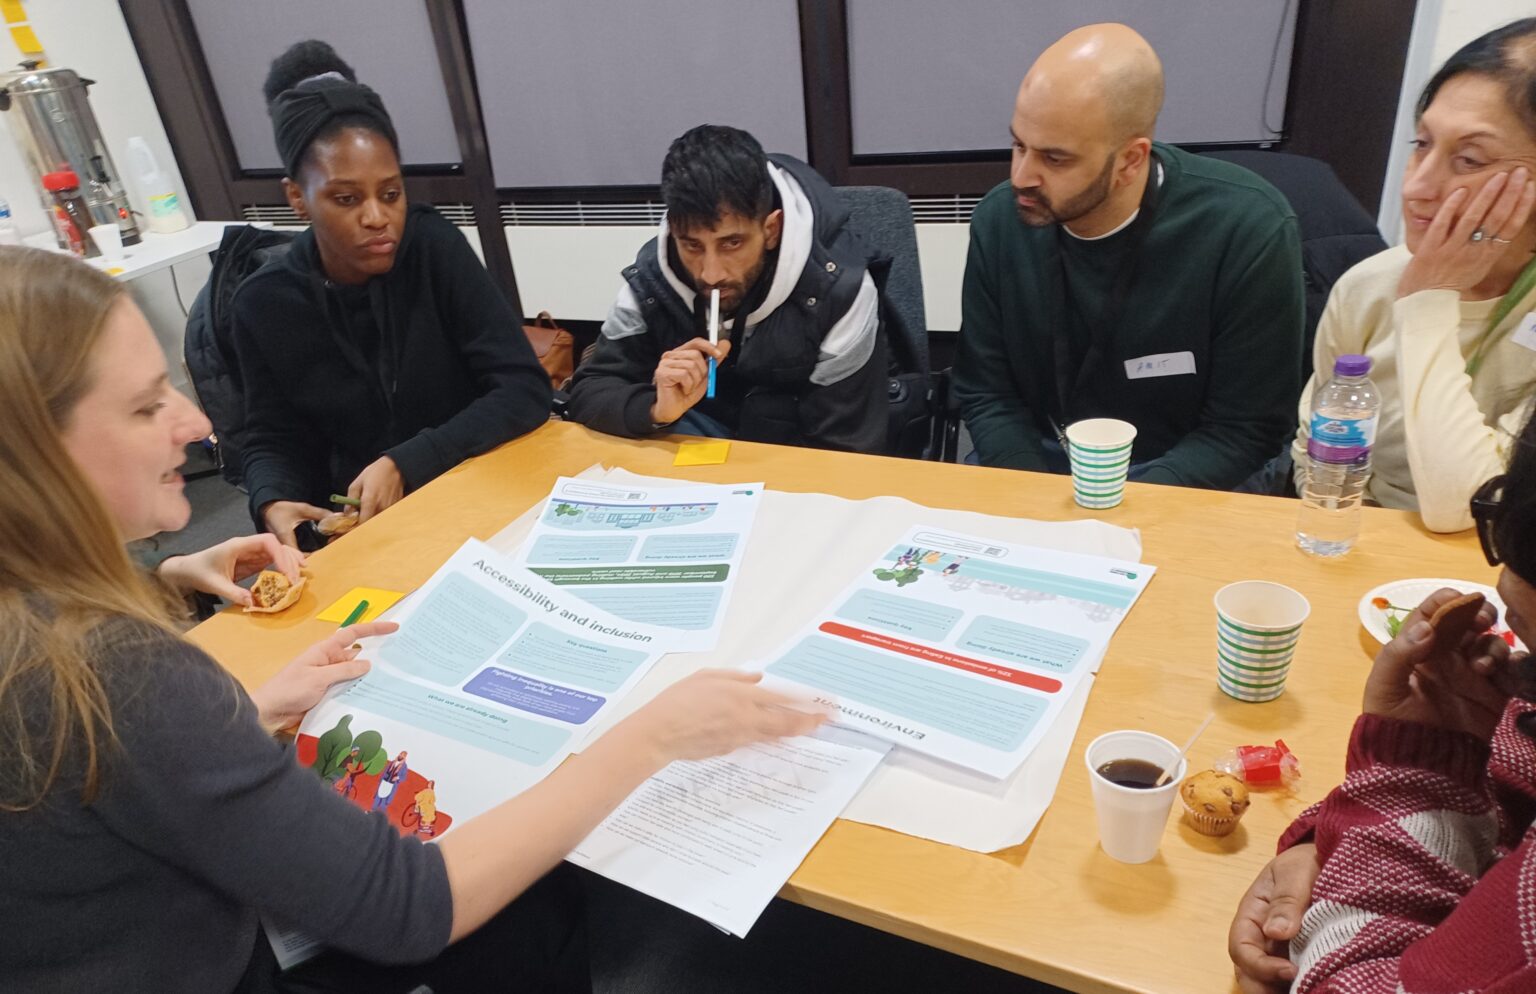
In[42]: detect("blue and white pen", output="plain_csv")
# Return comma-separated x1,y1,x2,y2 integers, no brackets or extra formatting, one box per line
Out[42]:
706,288,720,399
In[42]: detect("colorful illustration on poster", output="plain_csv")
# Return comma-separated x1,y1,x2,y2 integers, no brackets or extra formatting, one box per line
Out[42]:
298,715,456,837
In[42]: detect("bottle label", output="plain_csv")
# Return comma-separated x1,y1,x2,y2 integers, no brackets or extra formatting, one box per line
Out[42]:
149,192,181,218
50,204,83,256
1309,413,1376,463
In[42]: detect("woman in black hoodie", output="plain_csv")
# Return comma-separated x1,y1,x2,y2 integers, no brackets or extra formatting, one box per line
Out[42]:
232,41,551,546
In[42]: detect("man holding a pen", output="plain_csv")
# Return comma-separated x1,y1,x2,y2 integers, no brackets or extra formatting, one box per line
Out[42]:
567,125,903,453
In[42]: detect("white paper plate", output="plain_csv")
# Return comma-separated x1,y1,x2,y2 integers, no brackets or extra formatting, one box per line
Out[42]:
1357,577,1521,648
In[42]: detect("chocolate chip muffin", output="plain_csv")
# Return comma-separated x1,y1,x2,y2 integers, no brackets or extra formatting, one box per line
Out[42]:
1179,770,1250,836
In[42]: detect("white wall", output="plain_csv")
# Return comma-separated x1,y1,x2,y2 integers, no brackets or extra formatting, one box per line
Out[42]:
1378,0,1527,241
0,0,192,236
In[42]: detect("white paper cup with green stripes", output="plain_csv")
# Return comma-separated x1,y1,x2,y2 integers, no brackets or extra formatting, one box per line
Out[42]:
1066,419,1137,509
1214,581,1310,702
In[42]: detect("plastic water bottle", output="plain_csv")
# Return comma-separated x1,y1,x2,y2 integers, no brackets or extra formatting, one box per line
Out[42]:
1297,354,1380,556
126,136,188,233
0,199,18,246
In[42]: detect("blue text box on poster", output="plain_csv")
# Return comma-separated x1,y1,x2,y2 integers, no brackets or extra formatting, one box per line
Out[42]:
464,667,604,724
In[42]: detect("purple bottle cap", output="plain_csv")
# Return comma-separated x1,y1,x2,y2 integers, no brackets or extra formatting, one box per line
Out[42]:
1334,354,1371,377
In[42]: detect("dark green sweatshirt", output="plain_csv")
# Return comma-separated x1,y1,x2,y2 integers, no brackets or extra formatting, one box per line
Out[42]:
954,143,1304,489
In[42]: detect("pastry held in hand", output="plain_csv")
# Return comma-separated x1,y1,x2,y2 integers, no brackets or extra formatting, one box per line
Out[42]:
316,509,359,537
1427,591,1487,650
244,569,306,614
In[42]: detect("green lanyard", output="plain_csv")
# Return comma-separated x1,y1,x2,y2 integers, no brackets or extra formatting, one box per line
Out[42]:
1466,254,1536,376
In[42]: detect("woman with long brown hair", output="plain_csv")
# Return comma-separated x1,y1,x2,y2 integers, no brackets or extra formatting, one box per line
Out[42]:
0,246,826,992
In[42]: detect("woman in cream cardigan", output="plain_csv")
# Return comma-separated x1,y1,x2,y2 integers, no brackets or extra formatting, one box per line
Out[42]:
1294,18,1536,533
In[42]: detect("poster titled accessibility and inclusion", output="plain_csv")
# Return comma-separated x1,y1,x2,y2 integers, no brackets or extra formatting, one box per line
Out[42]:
271,538,673,965
757,526,1156,779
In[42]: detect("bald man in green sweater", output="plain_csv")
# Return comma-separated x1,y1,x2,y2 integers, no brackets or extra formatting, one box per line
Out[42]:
955,24,1304,490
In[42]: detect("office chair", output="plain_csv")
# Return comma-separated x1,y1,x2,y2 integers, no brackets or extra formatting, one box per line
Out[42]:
833,185,935,459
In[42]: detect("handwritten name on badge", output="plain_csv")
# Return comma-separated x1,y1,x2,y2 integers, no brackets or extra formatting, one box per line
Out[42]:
1512,313,1536,353
1123,351,1197,380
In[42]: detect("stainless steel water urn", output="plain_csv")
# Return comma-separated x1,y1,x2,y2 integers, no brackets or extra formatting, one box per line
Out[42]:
0,60,142,246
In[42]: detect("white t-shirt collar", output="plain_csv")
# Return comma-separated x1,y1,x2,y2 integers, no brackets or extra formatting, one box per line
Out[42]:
1063,162,1164,242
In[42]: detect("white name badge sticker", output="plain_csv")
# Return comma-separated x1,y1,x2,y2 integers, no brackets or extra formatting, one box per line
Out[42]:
1124,351,1197,380
1511,313,1536,353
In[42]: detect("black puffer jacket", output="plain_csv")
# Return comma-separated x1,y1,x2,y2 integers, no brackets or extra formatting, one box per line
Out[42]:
183,225,296,486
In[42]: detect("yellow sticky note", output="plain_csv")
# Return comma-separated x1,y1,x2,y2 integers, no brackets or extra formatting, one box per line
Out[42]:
9,24,41,53
317,587,406,623
1,2,28,26
674,440,731,466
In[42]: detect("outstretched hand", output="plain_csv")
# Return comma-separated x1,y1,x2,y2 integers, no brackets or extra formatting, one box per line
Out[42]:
249,621,398,734
620,668,830,764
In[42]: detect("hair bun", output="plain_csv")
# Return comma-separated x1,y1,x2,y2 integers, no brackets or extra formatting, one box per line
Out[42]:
262,40,358,107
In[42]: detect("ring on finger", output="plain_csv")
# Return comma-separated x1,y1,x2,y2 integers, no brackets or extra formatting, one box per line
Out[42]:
1492,236,1513,244
1471,228,1487,243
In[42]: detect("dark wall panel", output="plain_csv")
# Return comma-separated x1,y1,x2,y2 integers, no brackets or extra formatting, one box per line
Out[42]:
847,0,1297,154
184,0,462,170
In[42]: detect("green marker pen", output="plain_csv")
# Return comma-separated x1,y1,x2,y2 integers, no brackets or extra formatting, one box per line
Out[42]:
340,599,369,627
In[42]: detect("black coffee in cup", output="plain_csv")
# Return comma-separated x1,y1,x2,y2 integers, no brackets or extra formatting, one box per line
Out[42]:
1095,758,1165,789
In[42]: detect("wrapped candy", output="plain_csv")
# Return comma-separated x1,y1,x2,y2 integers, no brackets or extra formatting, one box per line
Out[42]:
1214,740,1300,788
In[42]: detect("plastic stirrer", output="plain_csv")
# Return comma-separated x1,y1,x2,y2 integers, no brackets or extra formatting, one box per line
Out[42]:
1154,712,1216,787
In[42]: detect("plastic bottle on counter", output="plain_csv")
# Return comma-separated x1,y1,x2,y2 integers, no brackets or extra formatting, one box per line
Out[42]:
126,136,188,234
41,169,98,258
0,199,19,246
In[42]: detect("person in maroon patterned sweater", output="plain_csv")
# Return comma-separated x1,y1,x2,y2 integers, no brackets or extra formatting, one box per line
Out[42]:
1229,443,1536,986
1227,20,1536,993
1229,457,1536,994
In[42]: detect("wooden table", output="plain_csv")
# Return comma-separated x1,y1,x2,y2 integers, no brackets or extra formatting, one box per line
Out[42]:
188,421,1496,993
